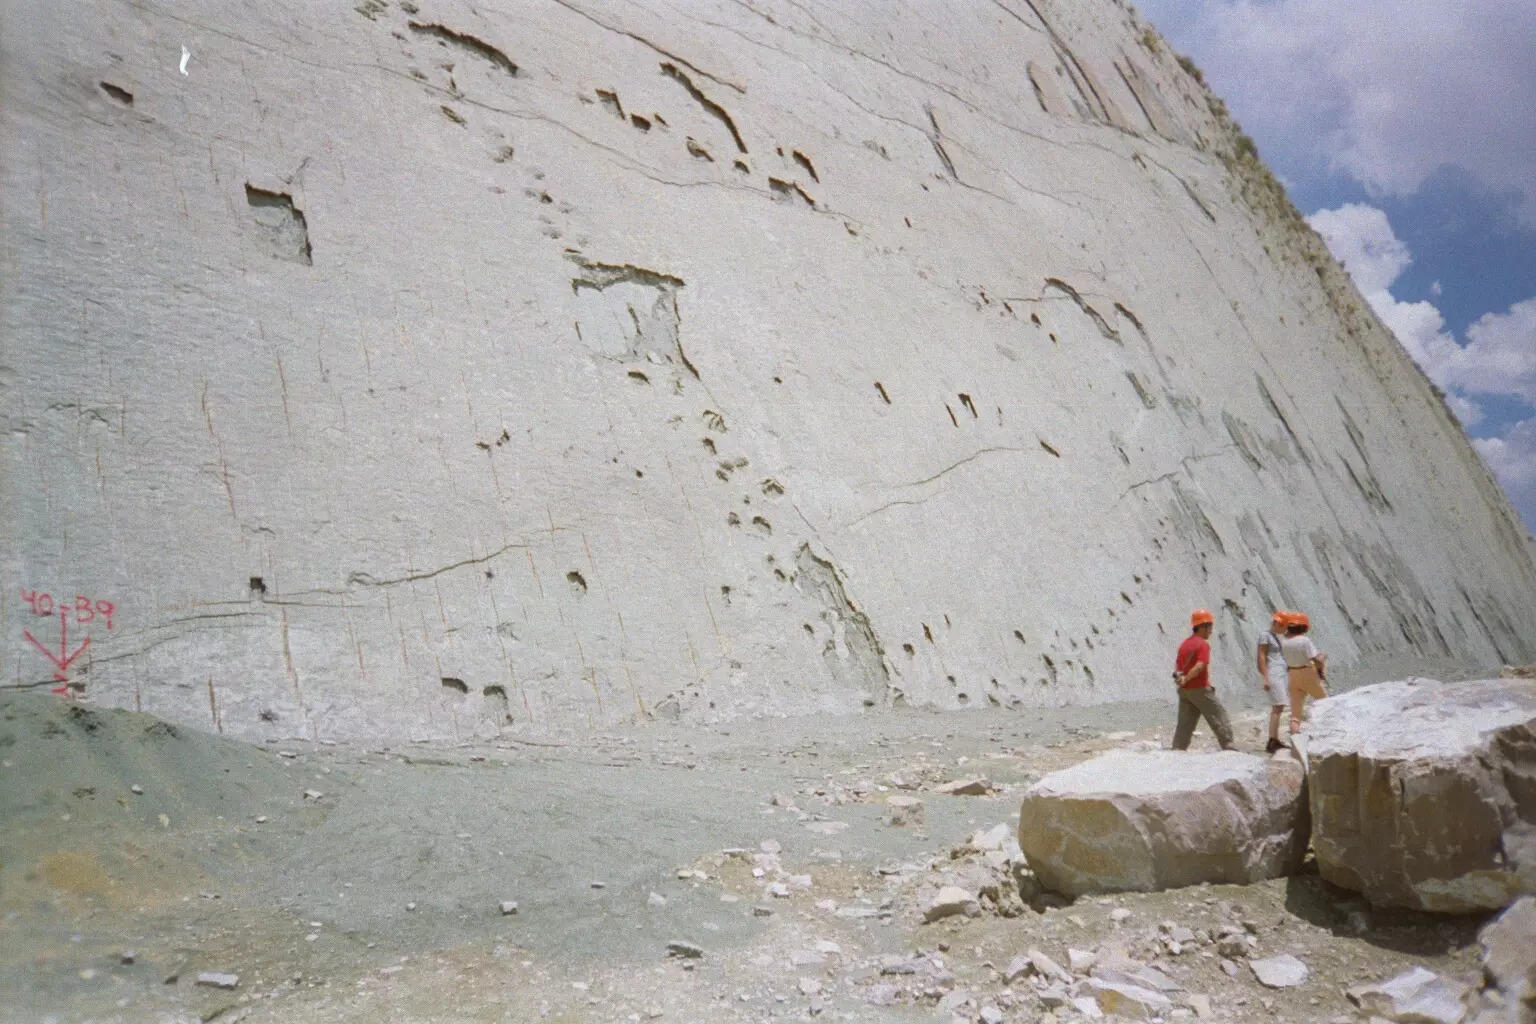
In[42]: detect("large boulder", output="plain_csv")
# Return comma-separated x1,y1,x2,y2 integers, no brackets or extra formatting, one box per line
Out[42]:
1306,678,1536,913
1016,749,1308,896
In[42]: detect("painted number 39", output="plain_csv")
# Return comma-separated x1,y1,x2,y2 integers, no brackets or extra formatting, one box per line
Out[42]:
20,590,115,630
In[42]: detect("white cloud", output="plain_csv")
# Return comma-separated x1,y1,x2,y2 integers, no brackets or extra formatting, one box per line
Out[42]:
1475,423,1536,488
1138,0,1536,222
1452,300,1536,401
1444,391,1485,430
1475,419,1536,529
1307,204,1463,386
1304,204,1408,293
1307,203,1536,521
1373,297,1461,383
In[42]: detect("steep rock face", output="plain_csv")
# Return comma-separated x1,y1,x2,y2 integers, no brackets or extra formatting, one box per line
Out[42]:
1307,678,1536,912
1017,749,1308,895
2,0,1534,741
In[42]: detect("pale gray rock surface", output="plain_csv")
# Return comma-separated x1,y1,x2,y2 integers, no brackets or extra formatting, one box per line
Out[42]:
1082,977,1172,1018
1347,967,1470,1024
1249,953,1308,989
1484,897,1536,997
1470,896,1536,1023
1028,948,1073,985
1307,678,1536,912
922,885,980,922
4,0,1535,741
1017,749,1307,895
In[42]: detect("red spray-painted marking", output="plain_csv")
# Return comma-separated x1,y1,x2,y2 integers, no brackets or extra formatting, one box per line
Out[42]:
19,589,115,682
24,607,90,682
20,590,114,629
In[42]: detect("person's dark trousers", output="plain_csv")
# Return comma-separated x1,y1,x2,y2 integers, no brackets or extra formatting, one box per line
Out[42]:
1171,687,1235,750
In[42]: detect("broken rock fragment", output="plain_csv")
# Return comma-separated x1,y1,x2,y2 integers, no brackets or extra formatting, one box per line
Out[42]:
884,794,924,826
1346,967,1469,1024
934,777,992,796
1307,677,1536,912
1082,977,1171,1018
1469,895,1536,1019
1017,749,1308,895
1002,955,1031,984
1249,954,1308,989
922,885,981,922
665,940,704,959
1072,994,1106,1019
1026,948,1072,985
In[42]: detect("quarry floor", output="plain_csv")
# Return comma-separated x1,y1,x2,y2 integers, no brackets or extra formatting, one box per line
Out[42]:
0,669,1491,1023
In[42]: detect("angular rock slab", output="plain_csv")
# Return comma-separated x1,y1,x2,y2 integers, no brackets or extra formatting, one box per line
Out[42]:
1483,896,1536,996
1470,895,1536,1020
1306,678,1536,912
1250,954,1308,989
1347,967,1469,1024
1016,749,1308,896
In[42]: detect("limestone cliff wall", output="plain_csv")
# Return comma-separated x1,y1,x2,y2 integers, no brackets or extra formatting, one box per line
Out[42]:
3,0,1533,741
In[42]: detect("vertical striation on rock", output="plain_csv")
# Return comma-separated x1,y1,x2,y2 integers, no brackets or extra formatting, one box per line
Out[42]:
2,0,1534,741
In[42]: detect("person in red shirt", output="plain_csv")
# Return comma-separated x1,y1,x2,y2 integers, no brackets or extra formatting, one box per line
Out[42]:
1171,608,1236,750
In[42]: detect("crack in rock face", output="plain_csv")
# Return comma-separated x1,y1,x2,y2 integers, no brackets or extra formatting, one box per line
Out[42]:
5,0,1536,742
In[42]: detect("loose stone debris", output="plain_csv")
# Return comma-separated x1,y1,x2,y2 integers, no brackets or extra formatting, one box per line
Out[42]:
3,689,1520,1021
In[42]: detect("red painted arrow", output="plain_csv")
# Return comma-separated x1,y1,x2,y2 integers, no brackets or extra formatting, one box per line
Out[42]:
24,607,90,681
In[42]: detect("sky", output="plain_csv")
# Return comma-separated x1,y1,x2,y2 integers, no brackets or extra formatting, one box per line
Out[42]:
1134,0,1536,534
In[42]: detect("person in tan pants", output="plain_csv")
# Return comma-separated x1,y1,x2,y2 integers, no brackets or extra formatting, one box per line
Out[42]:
1280,612,1327,735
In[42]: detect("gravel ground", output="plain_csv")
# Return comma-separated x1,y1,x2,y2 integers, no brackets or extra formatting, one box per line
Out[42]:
0,659,1498,1023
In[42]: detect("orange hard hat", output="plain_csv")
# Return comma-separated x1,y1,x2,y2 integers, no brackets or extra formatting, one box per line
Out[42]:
1292,611,1310,629
1271,610,1288,628
1190,608,1214,627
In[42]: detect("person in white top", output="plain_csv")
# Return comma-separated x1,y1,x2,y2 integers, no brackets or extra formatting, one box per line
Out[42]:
1255,611,1291,753
1280,612,1328,736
